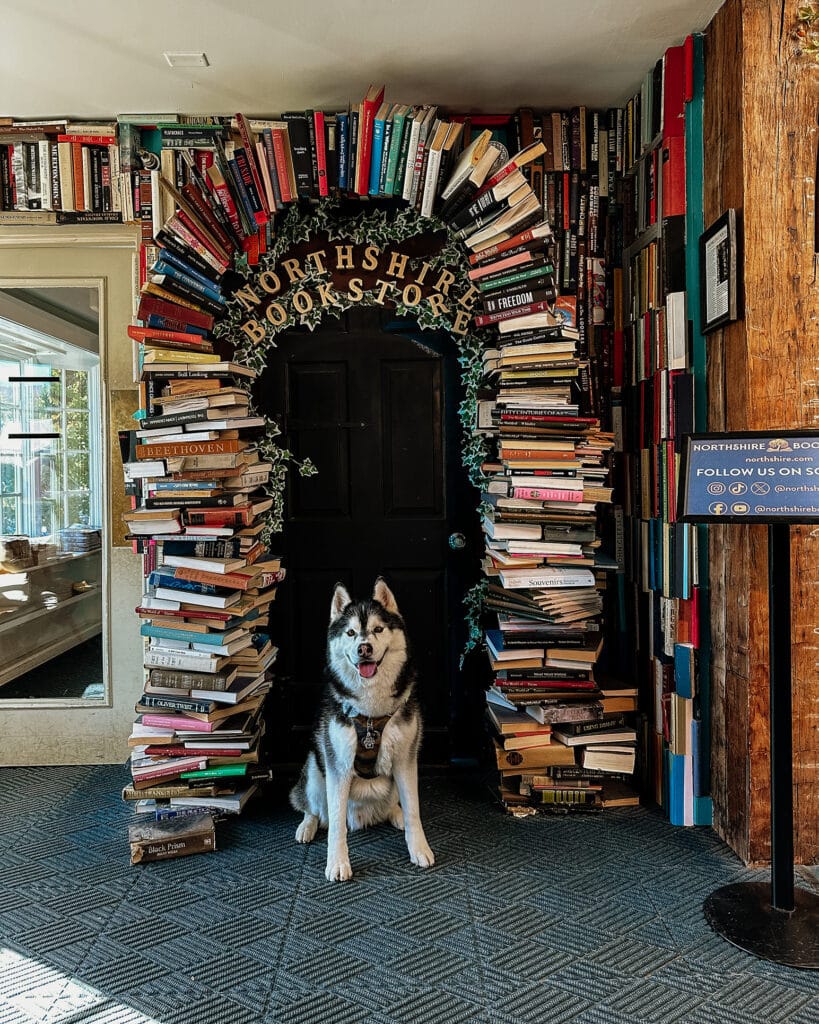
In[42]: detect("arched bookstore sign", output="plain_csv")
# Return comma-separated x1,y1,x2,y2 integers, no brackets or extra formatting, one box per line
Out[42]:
214,202,494,533
680,431,819,970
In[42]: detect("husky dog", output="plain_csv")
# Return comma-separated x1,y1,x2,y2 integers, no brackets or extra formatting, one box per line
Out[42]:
289,578,435,882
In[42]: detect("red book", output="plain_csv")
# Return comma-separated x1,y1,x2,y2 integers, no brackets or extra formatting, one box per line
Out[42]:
662,45,687,139
270,127,294,203
474,299,561,328
127,326,212,347
57,134,115,145
511,487,584,502
206,164,245,239
181,181,235,254
71,142,84,210
467,249,543,281
176,207,229,264
467,223,552,265
135,439,245,459
145,746,244,757
471,142,547,201
355,84,385,195
662,136,686,218
136,295,214,332
313,110,328,197
234,113,269,221
174,566,256,590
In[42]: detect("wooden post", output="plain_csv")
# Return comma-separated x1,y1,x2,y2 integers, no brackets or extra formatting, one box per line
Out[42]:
704,0,819,863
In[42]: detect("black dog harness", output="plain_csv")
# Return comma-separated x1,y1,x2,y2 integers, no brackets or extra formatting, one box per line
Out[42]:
351,714,392,778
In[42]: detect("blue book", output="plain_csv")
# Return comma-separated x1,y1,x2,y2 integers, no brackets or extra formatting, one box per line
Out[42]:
368,104,388,195
226,155,259,229
349,109,359,194
145,315,207,337
673,642,694,698
148,570,226,596
337,111,349,191
153,261,223,305
155,247,222,293
140,622,228,645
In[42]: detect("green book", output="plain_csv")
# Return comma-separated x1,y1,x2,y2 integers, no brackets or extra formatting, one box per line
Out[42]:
383,104,409,195
181,764,249,780
478,263,556,292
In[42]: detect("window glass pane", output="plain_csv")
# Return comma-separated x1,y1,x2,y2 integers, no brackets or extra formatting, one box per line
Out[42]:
66,410,89,451
31,379,62,414
0,458,17,494
0,361,20,406
66,452,89,491
39,454,63,495
1,496,19,535
67,492,90,525
64,370,88,408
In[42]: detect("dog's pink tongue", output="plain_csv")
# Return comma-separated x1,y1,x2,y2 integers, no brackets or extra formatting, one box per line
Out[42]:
358,662,378,679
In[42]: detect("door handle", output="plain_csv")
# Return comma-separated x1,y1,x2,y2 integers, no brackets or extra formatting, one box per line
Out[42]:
448,532,467,551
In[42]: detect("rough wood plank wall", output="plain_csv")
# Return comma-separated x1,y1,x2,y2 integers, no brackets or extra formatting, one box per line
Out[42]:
704,0,819,864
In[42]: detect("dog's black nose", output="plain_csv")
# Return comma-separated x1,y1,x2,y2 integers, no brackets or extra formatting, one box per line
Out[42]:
358,642,373,657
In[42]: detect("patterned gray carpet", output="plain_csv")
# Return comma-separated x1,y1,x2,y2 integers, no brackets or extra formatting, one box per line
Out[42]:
0,765,818,1024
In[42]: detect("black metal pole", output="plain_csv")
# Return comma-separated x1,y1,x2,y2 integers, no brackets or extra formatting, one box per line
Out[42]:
768,522,794,913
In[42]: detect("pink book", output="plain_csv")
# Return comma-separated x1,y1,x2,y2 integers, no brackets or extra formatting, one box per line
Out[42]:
140,713,215,733
511,487,584,502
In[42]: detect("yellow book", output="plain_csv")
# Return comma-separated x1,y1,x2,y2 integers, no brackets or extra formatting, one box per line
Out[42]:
142,348,220,365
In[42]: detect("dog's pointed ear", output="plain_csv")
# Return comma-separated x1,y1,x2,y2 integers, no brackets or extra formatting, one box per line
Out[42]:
372,577,399,615
330,583,351,623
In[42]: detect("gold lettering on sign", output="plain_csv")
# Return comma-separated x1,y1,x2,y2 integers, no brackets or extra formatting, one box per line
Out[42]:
373,279,395,305
347,277,364,302
427,293,450,317
457,283,481,310
386,251,410,279
292,290,314,315
281,258,305,283
307,250,328,274
434,269,456,295
451,309,471,335
402,283,422,307
265,302,288,327
316,281,338,308
335,245,354,270
234,284,262,312
240,319,266,343
259,270,282,295
415,261,432,286
362,245,381,271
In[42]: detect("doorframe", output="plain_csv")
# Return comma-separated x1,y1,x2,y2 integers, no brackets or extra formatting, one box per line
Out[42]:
0,226,145,764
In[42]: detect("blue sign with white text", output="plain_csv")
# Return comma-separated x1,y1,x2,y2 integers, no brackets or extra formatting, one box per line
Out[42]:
681,433,819,522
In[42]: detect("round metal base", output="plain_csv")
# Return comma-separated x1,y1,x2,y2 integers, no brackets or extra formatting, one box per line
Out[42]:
703,882,819,969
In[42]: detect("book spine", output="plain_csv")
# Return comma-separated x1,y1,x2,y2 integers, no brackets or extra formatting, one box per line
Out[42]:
261,129,284,209
269,129,294,203
138,694,215,714
306,110,321,197
149,667,230,690
129,830,216,863
474,299,557,327
140,713,214,732
337,112,349,191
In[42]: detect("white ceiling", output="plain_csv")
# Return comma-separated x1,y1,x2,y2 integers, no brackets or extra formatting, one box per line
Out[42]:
2,0,723,119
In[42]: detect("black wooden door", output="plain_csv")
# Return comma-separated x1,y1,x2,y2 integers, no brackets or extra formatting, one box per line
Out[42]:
256,308,479,765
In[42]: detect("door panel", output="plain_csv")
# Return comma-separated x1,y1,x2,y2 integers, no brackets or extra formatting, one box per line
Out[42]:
257,310,469,764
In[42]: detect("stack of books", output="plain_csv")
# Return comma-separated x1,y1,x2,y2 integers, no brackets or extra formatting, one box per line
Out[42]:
119,281,283,851
0,119,125,224
457,155,639,813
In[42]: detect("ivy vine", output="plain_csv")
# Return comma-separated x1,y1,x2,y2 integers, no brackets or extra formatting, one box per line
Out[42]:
214,198,496,534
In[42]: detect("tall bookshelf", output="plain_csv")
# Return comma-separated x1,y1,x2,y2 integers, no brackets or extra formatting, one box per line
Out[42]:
618,38,712,826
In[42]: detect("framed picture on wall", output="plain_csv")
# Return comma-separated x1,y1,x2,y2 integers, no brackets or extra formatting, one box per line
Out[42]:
699,208,741,334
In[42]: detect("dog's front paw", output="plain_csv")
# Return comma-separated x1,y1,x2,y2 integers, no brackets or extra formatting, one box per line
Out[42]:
295,815,318,844
408,839,435,868
325,857,353,882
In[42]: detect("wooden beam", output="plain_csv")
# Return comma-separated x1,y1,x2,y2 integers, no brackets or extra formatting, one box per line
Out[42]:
705,0,819,864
